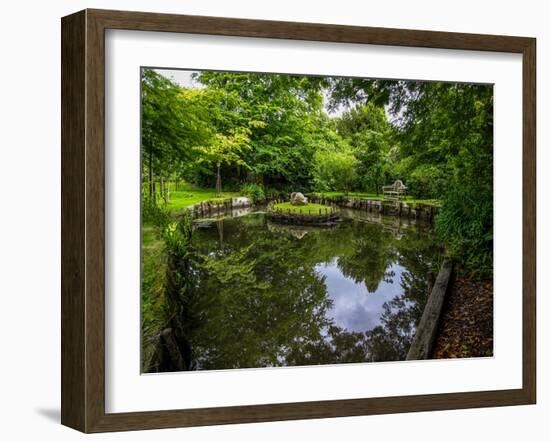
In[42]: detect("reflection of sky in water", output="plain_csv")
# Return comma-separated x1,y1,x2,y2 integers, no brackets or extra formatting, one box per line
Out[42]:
316,259,405,332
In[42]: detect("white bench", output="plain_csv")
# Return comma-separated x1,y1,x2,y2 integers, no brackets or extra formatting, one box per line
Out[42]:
382,180,407,201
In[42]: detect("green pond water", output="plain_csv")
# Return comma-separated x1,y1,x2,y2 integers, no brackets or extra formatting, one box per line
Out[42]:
164,208,441,371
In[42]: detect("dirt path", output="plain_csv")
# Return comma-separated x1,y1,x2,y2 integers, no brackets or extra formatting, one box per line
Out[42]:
432,276,493,359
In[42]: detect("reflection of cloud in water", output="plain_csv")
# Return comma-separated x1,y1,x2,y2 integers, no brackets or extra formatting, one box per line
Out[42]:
315,259,405,332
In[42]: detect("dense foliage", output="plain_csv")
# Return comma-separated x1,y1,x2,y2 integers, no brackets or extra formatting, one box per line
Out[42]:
325,79,493,272
141,69,493,272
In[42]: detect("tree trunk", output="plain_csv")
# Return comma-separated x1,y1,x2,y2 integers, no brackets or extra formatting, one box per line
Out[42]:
217,219,224,244
148,147,153,200
160,177,167,204
216,164,221,196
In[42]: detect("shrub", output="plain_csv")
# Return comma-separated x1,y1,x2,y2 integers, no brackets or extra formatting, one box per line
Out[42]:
240,183,266,203
264,187,286,200
407,165,447,199
142,200,171,230
163,212,192,259
313,149,357,193
435,185,493,277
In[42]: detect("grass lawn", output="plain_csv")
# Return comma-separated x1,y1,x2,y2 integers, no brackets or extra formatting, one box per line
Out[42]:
166,190,241,211
271,201,335,215
319,191,383,200
143,181,241,212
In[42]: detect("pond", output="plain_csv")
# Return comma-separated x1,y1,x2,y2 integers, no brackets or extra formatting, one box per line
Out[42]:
160,208,442,372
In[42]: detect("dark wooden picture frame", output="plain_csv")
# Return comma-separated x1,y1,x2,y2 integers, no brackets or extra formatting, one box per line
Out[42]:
61,8,536,433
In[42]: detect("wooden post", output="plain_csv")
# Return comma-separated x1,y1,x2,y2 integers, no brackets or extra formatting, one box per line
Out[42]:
161,328,185,371
407,259,454,360
427,271,435,295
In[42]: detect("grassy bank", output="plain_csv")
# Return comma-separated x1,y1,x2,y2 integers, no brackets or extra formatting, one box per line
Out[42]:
313,191,439,206
271,201,335,215
166,190,240,211
141,222,167,370
145,181,241,212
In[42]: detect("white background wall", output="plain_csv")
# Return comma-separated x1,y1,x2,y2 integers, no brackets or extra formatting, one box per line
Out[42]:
0,0,547,440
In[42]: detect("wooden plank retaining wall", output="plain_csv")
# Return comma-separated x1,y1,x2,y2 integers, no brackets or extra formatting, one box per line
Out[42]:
307,195,437,223
191,197,253,218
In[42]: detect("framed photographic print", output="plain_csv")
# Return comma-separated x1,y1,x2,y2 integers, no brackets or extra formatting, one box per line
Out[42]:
61,9,536,433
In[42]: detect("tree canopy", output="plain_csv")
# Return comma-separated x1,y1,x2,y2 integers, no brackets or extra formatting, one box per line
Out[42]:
141,69,493,272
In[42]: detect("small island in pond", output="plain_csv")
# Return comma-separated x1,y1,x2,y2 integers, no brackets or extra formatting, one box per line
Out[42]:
267,192,340,226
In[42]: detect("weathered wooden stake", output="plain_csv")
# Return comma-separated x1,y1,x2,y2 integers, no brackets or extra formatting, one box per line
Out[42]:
406,259,454,360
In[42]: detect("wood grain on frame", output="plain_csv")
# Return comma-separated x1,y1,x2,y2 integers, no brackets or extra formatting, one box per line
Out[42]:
61,8,536,433
61,9,86,431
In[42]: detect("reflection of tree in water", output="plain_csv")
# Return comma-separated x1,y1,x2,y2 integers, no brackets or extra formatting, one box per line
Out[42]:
287,237,441,364
184,217,334,370
149,212,441,371
365,228,442,361
336,223,397,292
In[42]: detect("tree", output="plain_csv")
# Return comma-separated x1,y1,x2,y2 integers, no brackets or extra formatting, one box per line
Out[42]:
313,147,358,193
389,82,493,272
194,71,327,190
141,69,214,201
326,77,494,272
196,127,253,196
337,103,393,194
